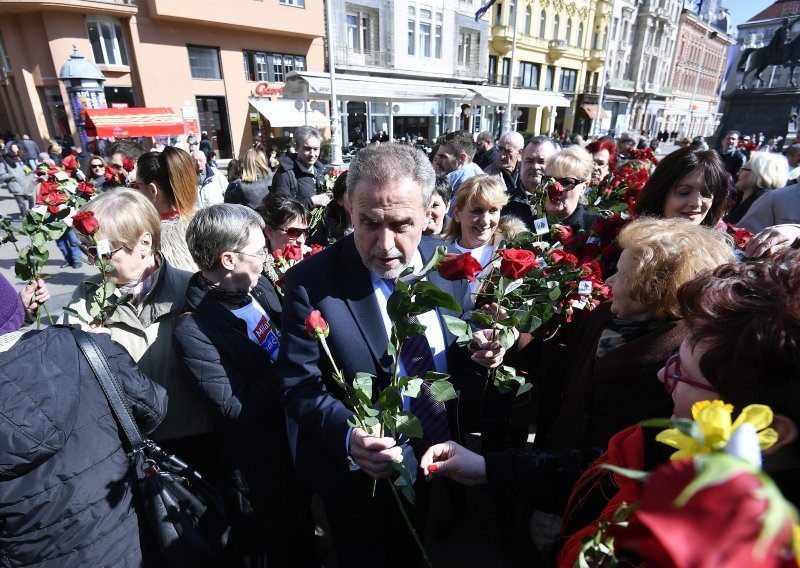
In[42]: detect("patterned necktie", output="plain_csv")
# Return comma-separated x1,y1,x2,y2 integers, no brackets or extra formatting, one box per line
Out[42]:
399,317,450,448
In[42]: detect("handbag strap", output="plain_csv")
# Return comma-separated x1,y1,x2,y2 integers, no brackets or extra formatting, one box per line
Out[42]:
71,328,145,453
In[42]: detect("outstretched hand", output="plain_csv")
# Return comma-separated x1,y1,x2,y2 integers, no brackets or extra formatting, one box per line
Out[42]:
745,224,800,258
420,441,488,486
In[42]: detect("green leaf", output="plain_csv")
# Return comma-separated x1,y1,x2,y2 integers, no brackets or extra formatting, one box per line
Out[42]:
504,279,525,295
601,463,651,481
390,460,416,504
498,327,517,350
395,412,423,438
378,385,403,411
471,311,495,327
423,371,450,382
404,378,423,398
353,373,374,401
443,314,471,343
411,280,460,312
61,307,90,324
418,245,448,276
429,380,457,403
88,302,102,318
640,418,674,429
548,286,562,301
516,382,533,397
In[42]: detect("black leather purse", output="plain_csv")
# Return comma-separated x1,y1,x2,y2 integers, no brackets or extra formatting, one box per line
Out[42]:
72,329,230,567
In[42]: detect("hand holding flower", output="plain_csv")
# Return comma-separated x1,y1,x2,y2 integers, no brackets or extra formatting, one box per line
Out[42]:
420,441,487,486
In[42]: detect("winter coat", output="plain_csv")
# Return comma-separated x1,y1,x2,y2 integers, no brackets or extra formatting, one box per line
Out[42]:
197,165,227,209
172,274,313,558
61,259,211,441
160,216,199,273
0,326,167,567
225,171,272,209
270,154,325,211
0,157,31,195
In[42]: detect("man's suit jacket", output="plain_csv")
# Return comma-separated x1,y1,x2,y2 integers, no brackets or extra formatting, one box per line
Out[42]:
276,234,485,496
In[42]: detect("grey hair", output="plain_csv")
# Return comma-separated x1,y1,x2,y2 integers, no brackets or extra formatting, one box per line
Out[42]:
525,135,561,152
499,131,525,149
294,125,323,146
186,204,265,271
346,143,436,208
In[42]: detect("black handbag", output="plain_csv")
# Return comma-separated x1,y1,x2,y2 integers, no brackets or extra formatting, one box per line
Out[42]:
71,329,230,567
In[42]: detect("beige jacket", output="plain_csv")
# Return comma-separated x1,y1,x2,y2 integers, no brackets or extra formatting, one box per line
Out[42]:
61,260,212,441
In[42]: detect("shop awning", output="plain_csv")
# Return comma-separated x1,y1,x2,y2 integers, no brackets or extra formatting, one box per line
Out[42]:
84,107,184,138
249,99,329,128
580,104,609,119
467,85,571,108
283,71,474,102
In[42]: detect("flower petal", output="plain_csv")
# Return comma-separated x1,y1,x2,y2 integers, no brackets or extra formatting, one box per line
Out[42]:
696,404,733,449
656,429,696,452
731,404,774,431
757,427,779,450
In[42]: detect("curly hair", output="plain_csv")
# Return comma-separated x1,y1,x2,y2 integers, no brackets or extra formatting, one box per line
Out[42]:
616,217,735,319
633,147,729,227
677,250,800,426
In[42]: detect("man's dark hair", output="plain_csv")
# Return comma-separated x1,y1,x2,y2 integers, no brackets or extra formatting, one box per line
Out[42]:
524,135,562,152
440,131,476,161
105,139,145,161
433,174,452,204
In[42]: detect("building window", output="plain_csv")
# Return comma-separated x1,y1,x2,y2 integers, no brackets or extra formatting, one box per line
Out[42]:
0,31,10,73
347,14,358,49
87,17,129,66
611,17,618,40
518,61,540,88
458,30,479,67
524,6,531,34
495,3,503,25
539,10,546,37
279,0,304,6
578,22,584,47
553,14,559,39
566,18,572,43
592,30,599,49
501,57,511,85
545,65,555,90
188,45,221,79
488,55,498,82
435,13,443,59
243,50,305,82
559,68,577,92
408,6,415,56
346,9,373,52
420,22,431,56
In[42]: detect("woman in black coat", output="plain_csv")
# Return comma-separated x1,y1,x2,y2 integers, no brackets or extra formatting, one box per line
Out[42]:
0,274,167,567
173,203,317,567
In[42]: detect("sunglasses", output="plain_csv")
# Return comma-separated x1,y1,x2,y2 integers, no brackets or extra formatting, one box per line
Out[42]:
90,163,105,169
78,242,125,261
662,352,718,395
271,225,309,238
542,175,584,189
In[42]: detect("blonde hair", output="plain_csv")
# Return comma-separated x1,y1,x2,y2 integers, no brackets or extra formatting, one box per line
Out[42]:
240,147,271,183
81,189,161,253
746,151,789,191
547,145,594,181
444,174,508,242
617,217,735,319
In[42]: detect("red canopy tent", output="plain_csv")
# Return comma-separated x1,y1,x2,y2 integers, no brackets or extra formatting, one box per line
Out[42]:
84,107,185,138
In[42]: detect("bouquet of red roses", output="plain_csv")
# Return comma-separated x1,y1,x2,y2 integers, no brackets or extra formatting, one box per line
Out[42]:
585,166,649,216
270,242,325,291
628,147,659,166
551,213,630,277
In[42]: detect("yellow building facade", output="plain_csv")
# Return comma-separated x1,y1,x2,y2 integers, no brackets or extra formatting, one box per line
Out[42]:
487,0,610,136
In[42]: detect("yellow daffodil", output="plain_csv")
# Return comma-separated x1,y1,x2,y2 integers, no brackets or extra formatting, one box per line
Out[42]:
656,400,778,461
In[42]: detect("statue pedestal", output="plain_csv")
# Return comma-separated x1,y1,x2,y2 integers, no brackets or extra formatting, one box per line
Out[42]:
716,87,799,146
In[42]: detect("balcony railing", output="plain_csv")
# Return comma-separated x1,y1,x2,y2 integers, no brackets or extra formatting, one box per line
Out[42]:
487,73,510,86
607,78,635,91
335,47,392,69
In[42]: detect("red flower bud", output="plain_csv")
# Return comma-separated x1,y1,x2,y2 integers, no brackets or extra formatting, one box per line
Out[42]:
437,252,483,283
72,211,100,236
61,155,79,171
305,310,329,339
548,249,578,266
122,157,135,172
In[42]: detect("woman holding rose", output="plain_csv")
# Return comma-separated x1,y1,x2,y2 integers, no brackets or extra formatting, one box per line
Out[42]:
61,189,215,477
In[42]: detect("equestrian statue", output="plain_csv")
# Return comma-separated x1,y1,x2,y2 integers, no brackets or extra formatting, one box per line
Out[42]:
738,17,800,89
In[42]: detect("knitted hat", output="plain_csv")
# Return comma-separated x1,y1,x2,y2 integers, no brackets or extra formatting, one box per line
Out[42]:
0,274,24,335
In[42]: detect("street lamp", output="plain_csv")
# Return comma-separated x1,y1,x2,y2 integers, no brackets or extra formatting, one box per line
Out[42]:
324,0,343,166
58,45,107,150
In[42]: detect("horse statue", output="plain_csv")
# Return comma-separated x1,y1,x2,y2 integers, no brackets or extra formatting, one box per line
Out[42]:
739,20,800,89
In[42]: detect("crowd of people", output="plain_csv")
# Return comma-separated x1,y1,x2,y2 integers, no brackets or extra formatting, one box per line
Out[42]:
1,123,799,568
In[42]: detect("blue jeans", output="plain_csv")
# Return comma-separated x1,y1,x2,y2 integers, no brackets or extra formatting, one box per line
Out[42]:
57,228,83,266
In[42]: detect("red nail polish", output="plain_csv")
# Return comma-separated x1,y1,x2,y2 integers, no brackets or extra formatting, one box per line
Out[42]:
428,464,438,472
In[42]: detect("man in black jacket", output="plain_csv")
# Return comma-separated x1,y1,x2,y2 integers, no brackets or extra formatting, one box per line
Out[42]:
271,125,330,211
502,135,561,229
473,130,498,170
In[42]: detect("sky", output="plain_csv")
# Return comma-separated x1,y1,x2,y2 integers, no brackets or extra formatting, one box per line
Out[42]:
727,0,775,29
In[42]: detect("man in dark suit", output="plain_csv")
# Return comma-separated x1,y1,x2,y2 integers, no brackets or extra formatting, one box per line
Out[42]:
276,143,505,566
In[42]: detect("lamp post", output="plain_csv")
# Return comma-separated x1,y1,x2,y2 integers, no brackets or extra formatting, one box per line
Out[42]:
591,0,615,138
58,45,107,151
503,0,519,133
324,0,343,166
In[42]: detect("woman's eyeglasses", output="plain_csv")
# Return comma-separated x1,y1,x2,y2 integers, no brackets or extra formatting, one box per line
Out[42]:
662,352,718,394
78,242,124,261
271,225,309,239
542,175,584,189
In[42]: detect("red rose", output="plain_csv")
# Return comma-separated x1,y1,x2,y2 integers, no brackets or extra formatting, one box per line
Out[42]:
122,157,135,172
283,244,304,262
305,310,329,339
77,181,95,196
37,183,67,213
548,249,578,266
547,180,565,201
610,458,795,568
305,243,325,258
104,165,118,182
579,259,603,284
437,252,483,283
271,249,284,262
553,224,574,244
72,211,100,236
62,155,79,171
498,249,540,280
